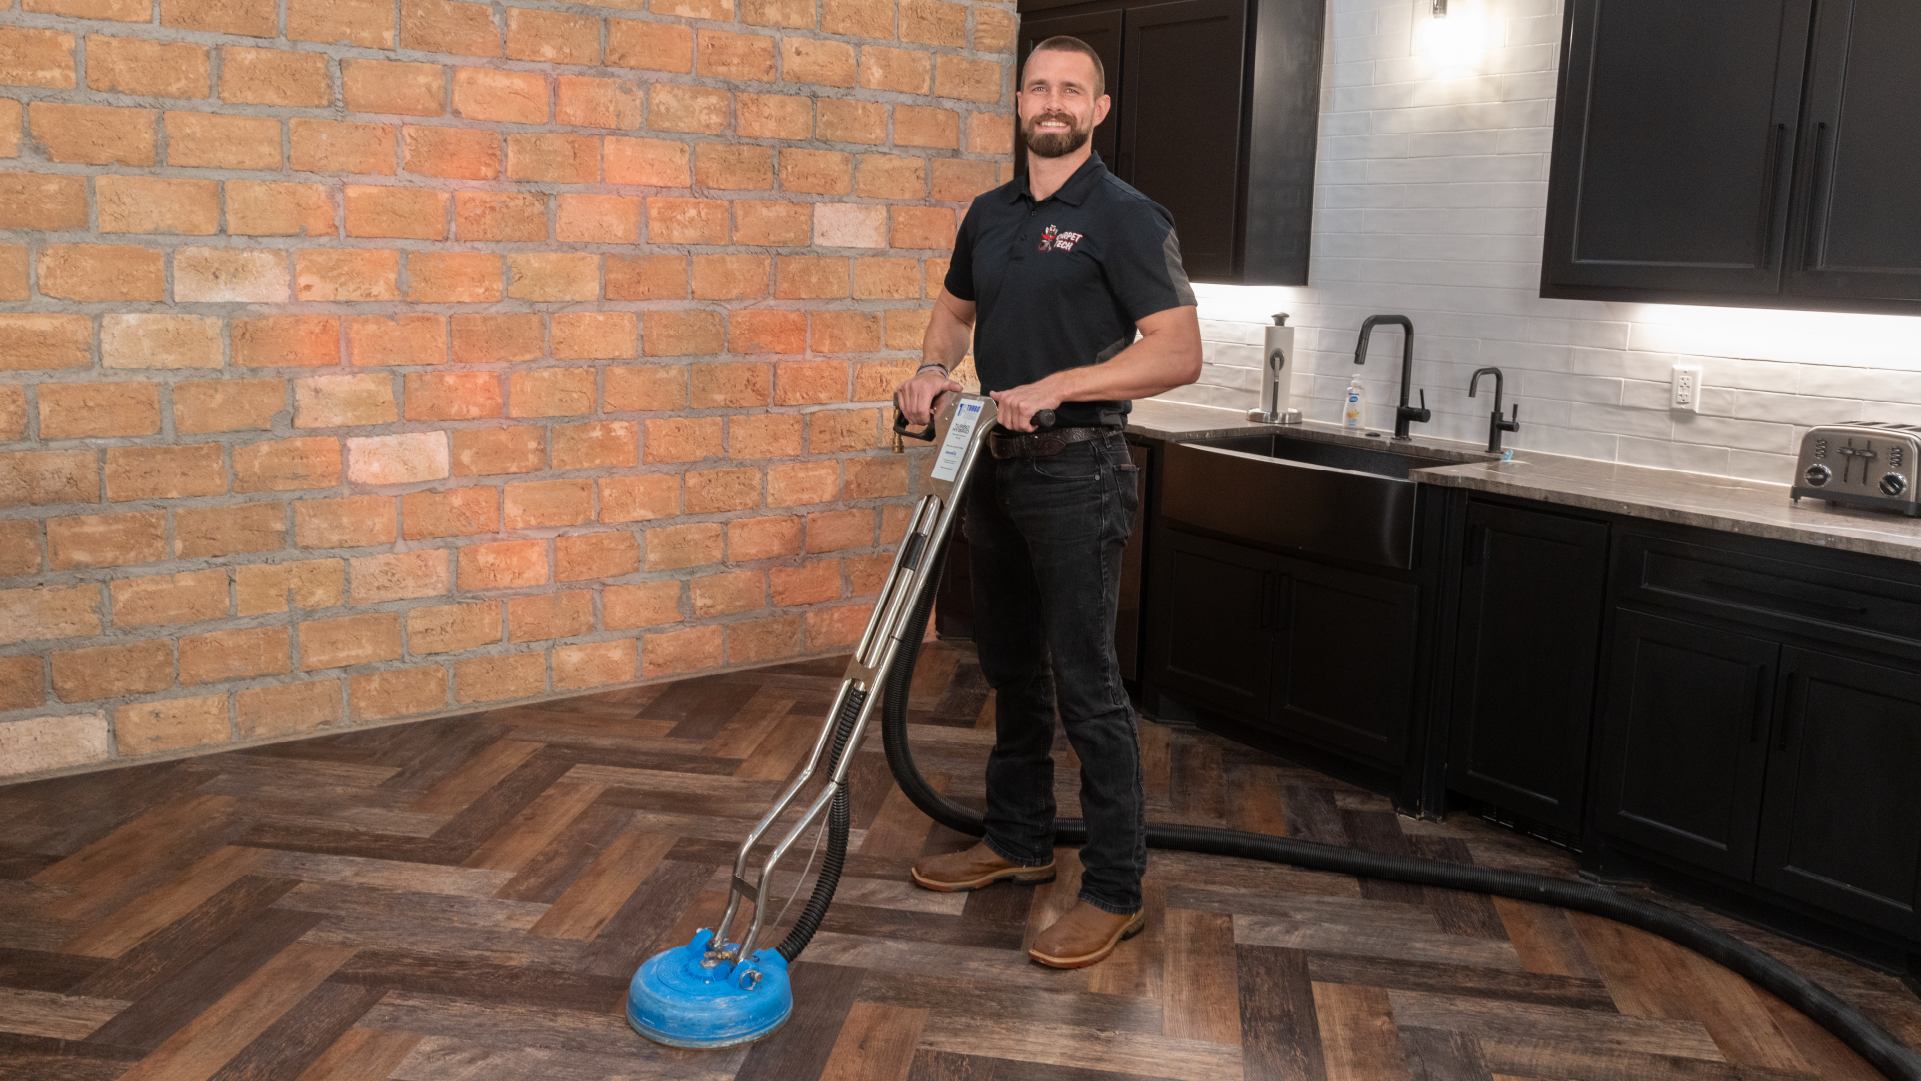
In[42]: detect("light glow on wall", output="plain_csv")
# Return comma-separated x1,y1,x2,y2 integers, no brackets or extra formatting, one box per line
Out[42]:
1416,0,1491,77
1619,302,1921,373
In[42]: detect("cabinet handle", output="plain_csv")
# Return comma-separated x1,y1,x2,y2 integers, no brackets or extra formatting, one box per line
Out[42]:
1802,122,1831,270
1757,123,1787,270
1777,672,1799,752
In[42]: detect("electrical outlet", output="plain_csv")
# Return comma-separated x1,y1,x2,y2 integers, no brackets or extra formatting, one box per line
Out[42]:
1671,365,1703,413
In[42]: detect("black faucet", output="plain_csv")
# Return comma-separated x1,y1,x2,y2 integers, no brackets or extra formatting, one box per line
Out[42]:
1354,315,1429,440
1467,366,1520,454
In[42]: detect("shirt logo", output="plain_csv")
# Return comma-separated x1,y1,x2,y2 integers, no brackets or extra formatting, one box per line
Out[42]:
1038,225,1084,253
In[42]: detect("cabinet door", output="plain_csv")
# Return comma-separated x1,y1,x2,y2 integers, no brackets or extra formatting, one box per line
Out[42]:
1155,530,1282,719
1270,559,1419,768
1015,10,1123,177
1447,504,1608,832
1785,1,1921,304
1757,648,1921,937
1119,0,1246,281
1540,0,1812,297
1595,610,1776,879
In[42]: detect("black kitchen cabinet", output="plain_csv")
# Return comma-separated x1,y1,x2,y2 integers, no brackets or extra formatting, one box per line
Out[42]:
1152,529,1280,718
1270,559,1419,768
1445,502,1608,833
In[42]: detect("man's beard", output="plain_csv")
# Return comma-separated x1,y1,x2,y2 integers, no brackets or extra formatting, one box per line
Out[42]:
1021,111,1092,158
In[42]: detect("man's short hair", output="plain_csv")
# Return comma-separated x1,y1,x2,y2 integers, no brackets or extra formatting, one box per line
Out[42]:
1026,35,1105,98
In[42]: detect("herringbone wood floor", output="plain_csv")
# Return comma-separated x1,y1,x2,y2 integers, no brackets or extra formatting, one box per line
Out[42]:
2,642,1918,1081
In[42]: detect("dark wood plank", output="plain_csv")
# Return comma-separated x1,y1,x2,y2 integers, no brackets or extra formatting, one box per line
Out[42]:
1238,945,1328,1081
732,960,866,1081
205,979,387,1081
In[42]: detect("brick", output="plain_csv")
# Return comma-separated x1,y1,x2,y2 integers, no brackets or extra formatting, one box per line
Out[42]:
844,455,907,499
555,530,639,580
604,135,689,186
696,30,775,82
605,255,688,304
552,421,637,469
554,639,634,690
0,243,21,300
901,0,966,45
113,693,225,754
775,360,846,404
111,569,228,627
779,148,851,195
301,612,401,670
30,102,154,166
507,589,592,642
648,84,728,136
1,27,76,89
809,408,880,454
348,432,450,485
347,314,447,368
293,495,395,549
343,59,443,116
816,99,885,145
0,711,110,774
894,104,958,149
401,0,501,57
734,200,811,246
641,198,723,246
1,449,96,507
348,665,445,719
402,486,497,538
891,205,957,249
86,35,208,98
812,202,886,248
726,412,802,458
607,19,692,74
598,474,678,522
932,156,998,202
560,76,641,129
846,550,891,593
24,0,147,20
290,0,393,46
643,310,723,356
775,255,848,299
38,245,162,301
408,252,503,303
807,602,872,648
821,0,890,38
175,501,286,557
405,371,501,421
234,315,339,369
770,557,839,604
402,125,500,180
236,679,340,737
174,247,289,303
727,514,799,559
806,506,872,552
645,521,721,570
779,38,855,89
105,444,225,501
453,67,545,124
219,47,331,107
855,153,925,199
687,254,765,300
729,613,800,663
507,252,598,301
237,559,341,615
654,0,729,18
0,518,36,576
160,0,276,35
345,185,449,241
860,47,930,94
451,313,543,364
296,248,400,301
233,436,340,492
53,638,172,700
732,313,813,360
502,139,599,188
685,466,760,514
457,538,547,589
295,374,398,428
641,622,721,678
811,311,881,353
0,583,101,644
974,6,1016,52
451,426,544,476
224,183,331,241
691,568,762,615
0,654,41,710
455,190,547,242
291,118,395,175
603,579,680,629
97,314,215,371
604,364,684,410
857,354,916,395
165,111,280,169
853,256,921,299
926,259,952,299
743,0,812,26
967,110,1013,155
643,417,724,464
407,602,498,654
47,511,164,569
935,55,1002,103
505,8,600,65
553,311,637,359
507,369,594,418
454,651,545,703
686,363,768,408
38,382,159,439
504,478,592,528
693,143,773,191
348,549,448,603
0,173,87,230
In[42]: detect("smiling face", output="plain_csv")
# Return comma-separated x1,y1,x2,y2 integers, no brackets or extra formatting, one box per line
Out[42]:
1018,47,1110,159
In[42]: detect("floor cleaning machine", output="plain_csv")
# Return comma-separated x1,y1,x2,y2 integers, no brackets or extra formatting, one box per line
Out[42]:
624,393,1921,1081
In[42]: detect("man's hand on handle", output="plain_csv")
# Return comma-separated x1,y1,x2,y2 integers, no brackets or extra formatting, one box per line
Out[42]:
895,368,964,426
989,384,1063,433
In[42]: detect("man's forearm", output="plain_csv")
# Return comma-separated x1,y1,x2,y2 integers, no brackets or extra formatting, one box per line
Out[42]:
1038,317,1202,402
920,295,974,374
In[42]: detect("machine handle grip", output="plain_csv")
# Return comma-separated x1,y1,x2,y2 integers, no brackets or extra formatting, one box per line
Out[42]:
892,402,1056,440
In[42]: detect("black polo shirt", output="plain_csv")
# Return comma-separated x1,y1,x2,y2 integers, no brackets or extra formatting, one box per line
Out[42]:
943,151,1196,429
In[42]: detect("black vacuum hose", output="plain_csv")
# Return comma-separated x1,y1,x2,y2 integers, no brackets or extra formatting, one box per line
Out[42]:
773,687,861,962
871,551,1921,1081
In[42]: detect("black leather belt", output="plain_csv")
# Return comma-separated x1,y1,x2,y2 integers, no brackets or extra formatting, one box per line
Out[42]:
987,427,1115,459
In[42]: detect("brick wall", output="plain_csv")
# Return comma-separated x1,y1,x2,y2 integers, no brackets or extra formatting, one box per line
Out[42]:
0,0,1015,779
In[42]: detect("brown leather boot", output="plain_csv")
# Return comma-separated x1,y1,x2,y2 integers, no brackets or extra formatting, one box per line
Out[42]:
1028,901,1146,969
909,842,1055,893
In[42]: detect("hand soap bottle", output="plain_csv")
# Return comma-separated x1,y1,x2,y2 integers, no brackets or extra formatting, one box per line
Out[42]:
1342,377,1365,429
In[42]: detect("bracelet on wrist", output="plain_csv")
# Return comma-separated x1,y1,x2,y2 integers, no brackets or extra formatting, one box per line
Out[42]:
915,363,948,377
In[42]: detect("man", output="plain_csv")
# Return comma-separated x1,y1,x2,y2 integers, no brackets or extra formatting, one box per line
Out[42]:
895,36,1202,969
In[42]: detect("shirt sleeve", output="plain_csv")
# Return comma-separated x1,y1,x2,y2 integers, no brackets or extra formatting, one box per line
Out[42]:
1105,201,1198,323
942,205,978,301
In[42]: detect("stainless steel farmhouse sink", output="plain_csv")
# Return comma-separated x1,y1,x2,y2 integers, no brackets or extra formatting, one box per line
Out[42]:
1158,433,1455,569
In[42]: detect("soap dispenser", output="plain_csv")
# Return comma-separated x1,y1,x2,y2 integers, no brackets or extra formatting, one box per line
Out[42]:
1343,375,1366,429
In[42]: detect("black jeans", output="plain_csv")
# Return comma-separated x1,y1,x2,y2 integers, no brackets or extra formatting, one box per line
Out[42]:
964,430,1144,915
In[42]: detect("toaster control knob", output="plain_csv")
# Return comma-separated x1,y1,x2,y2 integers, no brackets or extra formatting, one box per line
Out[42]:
1881,472,1907,497
1804,463,1832,487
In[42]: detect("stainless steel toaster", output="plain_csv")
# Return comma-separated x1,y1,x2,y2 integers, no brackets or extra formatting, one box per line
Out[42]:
1791,422,1921,517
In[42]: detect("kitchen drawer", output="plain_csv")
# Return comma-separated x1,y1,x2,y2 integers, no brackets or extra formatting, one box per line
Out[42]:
1616,533,1921,651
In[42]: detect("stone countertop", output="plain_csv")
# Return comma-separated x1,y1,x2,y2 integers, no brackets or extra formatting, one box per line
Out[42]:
1125,399,1921,565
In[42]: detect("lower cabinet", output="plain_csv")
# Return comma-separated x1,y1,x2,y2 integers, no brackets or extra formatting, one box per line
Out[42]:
1154,530,1279,719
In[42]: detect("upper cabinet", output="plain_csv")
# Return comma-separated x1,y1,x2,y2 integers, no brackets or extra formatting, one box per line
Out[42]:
1015,0,1325,285
1541,0,1921,315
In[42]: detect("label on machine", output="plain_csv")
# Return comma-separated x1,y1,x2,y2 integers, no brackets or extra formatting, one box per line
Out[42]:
930,399,984,482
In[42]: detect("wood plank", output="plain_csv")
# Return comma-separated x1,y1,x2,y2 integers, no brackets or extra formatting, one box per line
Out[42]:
256,851,514,899
1235,912,1524,971
530,832,677,940
272,881,548,933
734,960,867,1081
461,781,605,873
291,1028,421,1081
492,802,632,905
705,694,798,760
1314,982,1412,1081
62,847,271,961
916,1015,1244,1081
1238,945,1327,1081
383,1033,739,1081
37,795,241,922
1225,763,1288,837
0,1031,144,1081
76,877,307,1005
0,986,130,1040
1161,906,1240,1044
203,979,386,1081
736,707,825,782
1490,896,1600,979
1397,1027,1495,1081
0,945,109,993
1304,953,1614,1012
114,941,356,1081
1384,987,1728,1062
408,741,544,815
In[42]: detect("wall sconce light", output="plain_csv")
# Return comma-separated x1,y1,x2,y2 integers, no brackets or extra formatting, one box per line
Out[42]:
1433,0,1447,15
